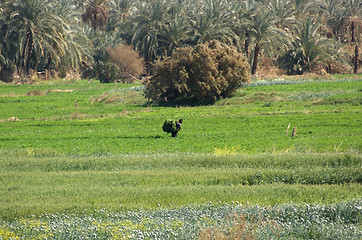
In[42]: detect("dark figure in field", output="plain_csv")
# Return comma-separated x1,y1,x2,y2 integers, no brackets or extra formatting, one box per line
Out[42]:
162,119,183,137
172,119,183,137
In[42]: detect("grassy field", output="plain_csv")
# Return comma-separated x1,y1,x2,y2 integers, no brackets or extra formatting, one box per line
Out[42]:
0,77,361,156
0,75,361,239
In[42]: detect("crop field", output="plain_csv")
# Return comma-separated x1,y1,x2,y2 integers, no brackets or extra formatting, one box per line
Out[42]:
0,75,361,239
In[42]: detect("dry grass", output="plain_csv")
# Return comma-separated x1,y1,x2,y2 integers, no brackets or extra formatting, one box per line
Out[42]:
0,117,22,122
89,89,143,104
199,215,256,240
256,58,285,79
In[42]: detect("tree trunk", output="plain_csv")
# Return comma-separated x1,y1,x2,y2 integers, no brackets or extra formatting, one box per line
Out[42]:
354,44,359,74
24,30,33,73
244,39,249,58
45,56,52,70
351,21,356,43
251,44,260,75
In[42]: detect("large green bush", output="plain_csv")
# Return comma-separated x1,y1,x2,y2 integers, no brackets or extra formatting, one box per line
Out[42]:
144,40,250,105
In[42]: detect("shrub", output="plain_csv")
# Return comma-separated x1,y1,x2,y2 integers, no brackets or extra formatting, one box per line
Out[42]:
144,40,250,105
107,44,145,83
96,62,120,83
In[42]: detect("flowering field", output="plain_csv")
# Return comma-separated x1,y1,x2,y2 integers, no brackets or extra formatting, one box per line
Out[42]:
1,201,361,239
0,75,361,238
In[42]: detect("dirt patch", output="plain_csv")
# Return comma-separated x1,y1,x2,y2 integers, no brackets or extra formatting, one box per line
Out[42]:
7,117,21,122
27,90,48,96
50,89,73,92
0,94,24,97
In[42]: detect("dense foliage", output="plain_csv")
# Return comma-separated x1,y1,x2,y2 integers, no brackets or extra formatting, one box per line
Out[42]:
0,0,360,83
144,40,250,104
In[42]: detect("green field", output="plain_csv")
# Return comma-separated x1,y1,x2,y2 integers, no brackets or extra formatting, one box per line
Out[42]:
0,75,361,239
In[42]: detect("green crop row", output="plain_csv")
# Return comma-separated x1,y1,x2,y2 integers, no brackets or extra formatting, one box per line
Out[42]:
1,153,360,171
1,201,360,239
1,153,361,219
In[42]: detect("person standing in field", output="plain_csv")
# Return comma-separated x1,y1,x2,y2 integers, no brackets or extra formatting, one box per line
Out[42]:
172,119,183,137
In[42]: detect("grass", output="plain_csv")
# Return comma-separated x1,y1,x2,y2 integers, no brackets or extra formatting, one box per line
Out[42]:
0,75,361,238
0,111,360,155
0,78,361,156
1,153,361,219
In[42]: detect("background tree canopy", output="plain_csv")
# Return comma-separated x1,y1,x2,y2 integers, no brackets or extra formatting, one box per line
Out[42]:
0,0,360,82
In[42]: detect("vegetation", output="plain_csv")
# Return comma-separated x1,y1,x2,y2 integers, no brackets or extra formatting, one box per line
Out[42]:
144,40,250,104
0,0,360,84
0,77,360,155
107,44,145,82
0,77,361,225
0,201,361,239
0,0,361,238
279,18,347,75
82,0,109,30
162,119,177,133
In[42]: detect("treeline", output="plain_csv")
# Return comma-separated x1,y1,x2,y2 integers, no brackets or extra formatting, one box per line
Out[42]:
0,0,360,82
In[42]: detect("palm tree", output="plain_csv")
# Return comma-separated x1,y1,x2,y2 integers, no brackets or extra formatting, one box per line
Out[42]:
190,14,235,46
110,0,134,20
333,0,361,74
53,0,80,25
231,0,264,57
340,0,361,43
291,0,316,19
51,0,93,73
354,43,359,73
267,0,296,29
59,26,94,75
82,0,110,30
316,0,342,39
108,0,137,32
123,0,171,68
161,15,191,56
248,6,290,75
279,18,344,74
319,0,342,17
0,0,15,80
2,0,69,74
188,0,237,46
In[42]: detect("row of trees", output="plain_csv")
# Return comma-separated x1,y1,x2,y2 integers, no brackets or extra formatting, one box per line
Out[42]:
0,0,361,82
